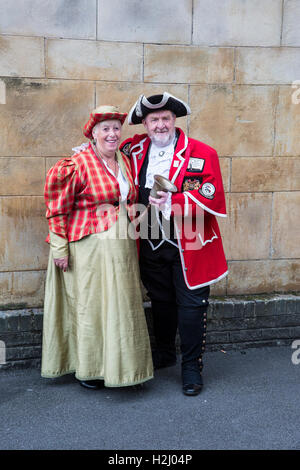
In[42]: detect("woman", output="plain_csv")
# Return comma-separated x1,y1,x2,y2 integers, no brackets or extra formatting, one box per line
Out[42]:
41,105,153,389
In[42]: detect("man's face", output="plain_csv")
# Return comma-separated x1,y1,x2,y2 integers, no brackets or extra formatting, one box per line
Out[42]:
142,110,176,147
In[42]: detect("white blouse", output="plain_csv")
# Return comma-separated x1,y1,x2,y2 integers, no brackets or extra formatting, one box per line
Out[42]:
102,159,129,202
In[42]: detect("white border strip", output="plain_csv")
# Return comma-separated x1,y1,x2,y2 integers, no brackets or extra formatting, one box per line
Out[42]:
131,138,147,185
170,134,188,184
174,220,228,290
185,191,227,218
198,228,218,246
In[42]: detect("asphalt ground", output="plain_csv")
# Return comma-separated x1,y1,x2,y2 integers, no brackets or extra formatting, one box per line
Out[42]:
0,345,299,452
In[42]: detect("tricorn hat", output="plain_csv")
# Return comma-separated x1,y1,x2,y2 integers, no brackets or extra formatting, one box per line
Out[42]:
128,92,191,125
83,105,127,139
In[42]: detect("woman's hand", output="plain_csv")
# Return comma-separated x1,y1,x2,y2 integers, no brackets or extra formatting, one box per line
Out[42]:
149,191,169,209
54,256,69,272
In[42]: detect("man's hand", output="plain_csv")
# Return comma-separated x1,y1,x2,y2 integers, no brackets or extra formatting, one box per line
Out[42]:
71,142,89,155
149,190,169,208
54,256,69,272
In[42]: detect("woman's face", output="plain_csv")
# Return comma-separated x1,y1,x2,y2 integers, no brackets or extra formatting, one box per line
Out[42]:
93,119,122,156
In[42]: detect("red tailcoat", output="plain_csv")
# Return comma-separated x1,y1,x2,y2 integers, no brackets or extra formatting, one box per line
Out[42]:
121,127,228,289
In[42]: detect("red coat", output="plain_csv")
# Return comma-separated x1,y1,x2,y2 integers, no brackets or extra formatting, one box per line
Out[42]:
121,127,228,289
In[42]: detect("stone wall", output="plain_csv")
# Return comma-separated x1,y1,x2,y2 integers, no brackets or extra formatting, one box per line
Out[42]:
0,0,300,310
1,295,300,369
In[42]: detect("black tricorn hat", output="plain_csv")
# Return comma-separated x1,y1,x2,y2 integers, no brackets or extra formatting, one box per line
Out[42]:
128,92,191,125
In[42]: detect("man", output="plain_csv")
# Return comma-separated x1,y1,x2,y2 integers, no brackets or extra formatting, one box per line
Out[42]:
120,92,228,396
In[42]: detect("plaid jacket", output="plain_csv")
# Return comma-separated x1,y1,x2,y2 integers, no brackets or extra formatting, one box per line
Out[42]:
44,142,137,242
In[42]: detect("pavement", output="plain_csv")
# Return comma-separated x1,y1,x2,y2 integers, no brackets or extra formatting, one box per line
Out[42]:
0,345,299,451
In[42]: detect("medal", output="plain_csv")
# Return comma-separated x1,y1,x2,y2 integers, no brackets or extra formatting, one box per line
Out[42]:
159,151,165,157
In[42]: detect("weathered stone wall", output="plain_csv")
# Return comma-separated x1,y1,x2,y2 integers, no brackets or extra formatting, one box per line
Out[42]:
0,0,300,309
1,295,300,369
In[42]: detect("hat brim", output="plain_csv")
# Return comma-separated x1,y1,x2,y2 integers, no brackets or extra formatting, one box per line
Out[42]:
83,112,127,139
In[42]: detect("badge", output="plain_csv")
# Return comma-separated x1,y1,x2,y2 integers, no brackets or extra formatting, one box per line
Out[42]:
120,142,131,157
187,157,205,173
199,182,215,199
182,176,203,192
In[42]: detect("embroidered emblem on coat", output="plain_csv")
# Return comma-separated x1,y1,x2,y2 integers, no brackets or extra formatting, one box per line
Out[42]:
182,176,203,192
199,182,215,199
187,157,205,173
120,142,131,157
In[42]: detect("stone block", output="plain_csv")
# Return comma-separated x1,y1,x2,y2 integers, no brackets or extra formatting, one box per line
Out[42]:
0,272,13,305
272,192,300,259
291,326,300,337
0,35,44,78
219,158,230,193
6,345,41,361
189,85,277,156
210,275,227,296
231,157,300,192
45,157,61,175
96,82,189,142
12,272,46,308
0,78,95,157
0,331,42,346
206,331,229,344
0,0,96,39
243,301,256,318
229,329,263,342
213,301,235,319
144,45,234,84
32,310,44,331
254,299,278,317
46,39,142,81
285,297,299,315
97,0,192,44
18,311,34,332
0,157,45,196
5,311,19,331
227,260,300,294
0,271,46,309
236,47,300,84
193,0,282,46
274,86,300,157
219,193,272,260
0,197,48,271
282,0,300,46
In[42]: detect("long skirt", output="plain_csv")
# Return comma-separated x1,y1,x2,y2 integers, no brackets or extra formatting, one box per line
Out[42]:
41,209,153,387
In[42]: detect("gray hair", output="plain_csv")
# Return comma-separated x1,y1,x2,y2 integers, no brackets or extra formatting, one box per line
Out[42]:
92,122,101,139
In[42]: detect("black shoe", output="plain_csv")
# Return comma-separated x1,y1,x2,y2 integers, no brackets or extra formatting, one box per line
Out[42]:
182,382,203,396
132,383,144,390
181,360,203,396
79,379,104,390
152,351,177,370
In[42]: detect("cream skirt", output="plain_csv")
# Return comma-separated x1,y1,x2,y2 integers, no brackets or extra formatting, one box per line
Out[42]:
41,208,153,386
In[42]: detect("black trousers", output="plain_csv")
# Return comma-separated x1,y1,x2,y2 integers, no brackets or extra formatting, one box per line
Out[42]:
139,240,210,371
